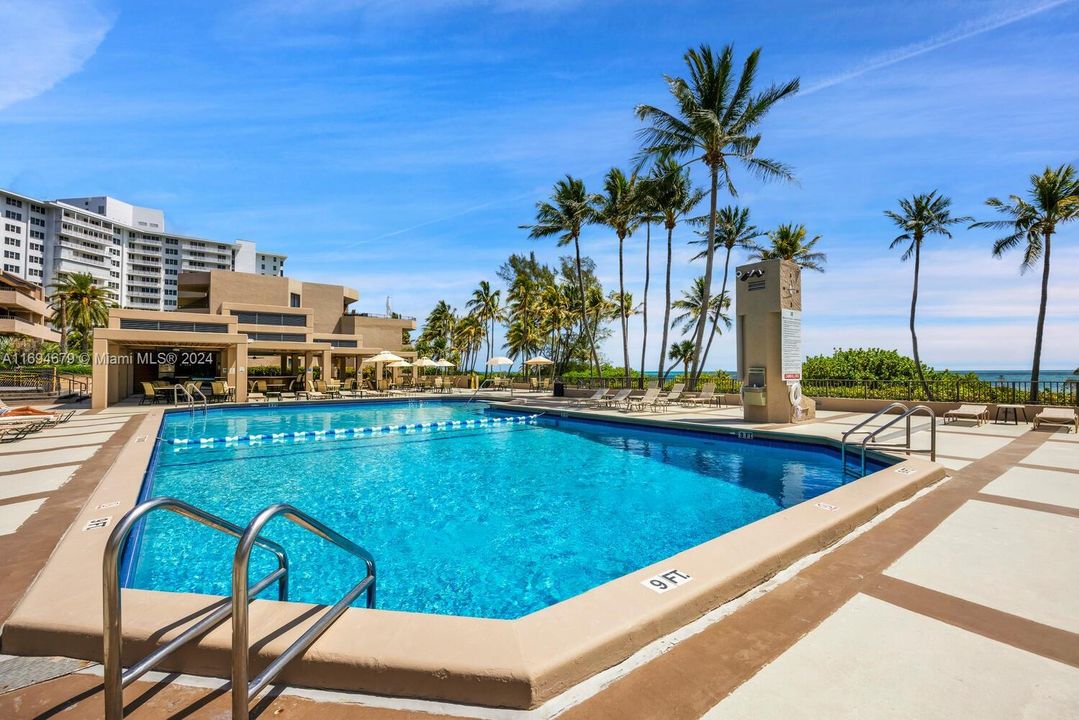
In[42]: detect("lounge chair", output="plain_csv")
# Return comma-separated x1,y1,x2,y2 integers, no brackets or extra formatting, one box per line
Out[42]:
573,389,607,407
1033,407,1078,433
664,383,685,407
681,382,717,407
298,381,325,400
602,389,632,409
0,420,50,443
626,388,663,412
944,404,989,426
0,399,75,424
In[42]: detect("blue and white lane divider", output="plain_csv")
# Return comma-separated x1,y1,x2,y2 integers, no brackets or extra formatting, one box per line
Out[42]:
168,414,541,446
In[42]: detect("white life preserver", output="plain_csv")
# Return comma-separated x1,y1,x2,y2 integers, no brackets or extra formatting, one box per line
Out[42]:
788,382,802,406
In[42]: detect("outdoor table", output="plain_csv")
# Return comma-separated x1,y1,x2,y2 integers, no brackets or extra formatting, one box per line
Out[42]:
995,403,1028,424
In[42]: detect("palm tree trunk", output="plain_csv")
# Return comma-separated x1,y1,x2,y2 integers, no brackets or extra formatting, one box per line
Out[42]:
573,236,600,376
657,224,673,384
911,240,932,400
618,233,629,386
1030,230,1052,403
58,299,68,356
689,166,720,389
699,244,733,372
639,222,651,390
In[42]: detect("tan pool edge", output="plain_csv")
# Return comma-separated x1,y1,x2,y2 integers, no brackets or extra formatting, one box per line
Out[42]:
1,406,946,709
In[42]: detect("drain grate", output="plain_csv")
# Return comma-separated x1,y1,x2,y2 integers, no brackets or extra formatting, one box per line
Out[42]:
0,655,94,694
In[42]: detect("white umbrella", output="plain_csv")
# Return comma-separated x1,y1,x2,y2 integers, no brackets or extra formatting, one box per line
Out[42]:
487,356,513,367
523,357,554,366
362,351,404,364
413,357,438,368
433,358,455,368
386,360,412,368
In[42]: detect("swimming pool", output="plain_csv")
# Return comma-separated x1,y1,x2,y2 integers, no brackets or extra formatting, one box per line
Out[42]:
127,399,886,619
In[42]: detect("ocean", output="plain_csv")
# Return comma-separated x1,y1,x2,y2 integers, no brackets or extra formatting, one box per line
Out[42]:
643,370,1078,383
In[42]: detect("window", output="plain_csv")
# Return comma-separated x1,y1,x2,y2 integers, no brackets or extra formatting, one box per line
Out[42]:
29,255,42,264
3,264,18,272
4,210,22,220
4,237,18,246
290,293,301,308
5,197,23,207
29,230,44,239
4,250,20,259
230,310,306,327
120,319,228,333
31,204,45,214
248,332,306,343
30,217,45,227
4,224,19,233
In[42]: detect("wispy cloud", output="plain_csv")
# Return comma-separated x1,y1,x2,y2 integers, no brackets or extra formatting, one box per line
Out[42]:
0,0,114,111
801,0,1074,96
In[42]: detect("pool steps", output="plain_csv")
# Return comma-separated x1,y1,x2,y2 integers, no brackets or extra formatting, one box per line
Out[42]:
166,414,541,447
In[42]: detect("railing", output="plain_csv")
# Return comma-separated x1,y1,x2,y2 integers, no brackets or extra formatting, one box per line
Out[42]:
172,383,208,413
231,503,376,718
467,378,497,402
103,497,289,720
841,404,936,476
0,368,88,399
553,376,1079,405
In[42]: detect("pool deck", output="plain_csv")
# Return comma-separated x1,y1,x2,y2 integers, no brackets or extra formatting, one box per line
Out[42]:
1,392,1077,718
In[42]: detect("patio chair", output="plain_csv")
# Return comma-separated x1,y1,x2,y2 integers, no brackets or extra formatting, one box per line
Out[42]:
944,404,989,426
664,383,685,406
681,382,717,407
280,379,298,400
0,399,75,423
1033,407,1078,433
626,388,663,412
140,381,164,405
0,420,50,443
209,381,229,403
247,380,267,402
299,380,325,400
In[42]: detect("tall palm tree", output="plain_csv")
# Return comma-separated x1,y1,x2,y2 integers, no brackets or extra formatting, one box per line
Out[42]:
466,280,501,377
885,192,972,400
50,272,113,357
668,340,696,380
646,157,704,384
690,206,762,371
636,44,799,386
670,277,730,382
523,176,601,375
452,314,484,372
972,164,1079,401
635,179,660,389
592,168,641,385
750,224,827,272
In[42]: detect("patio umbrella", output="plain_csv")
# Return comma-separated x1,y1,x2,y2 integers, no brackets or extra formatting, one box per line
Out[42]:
486,356,513,367
524,356,555,388
433,358,455,368
413,357,438,368
386,360,412,368
362,351,405,364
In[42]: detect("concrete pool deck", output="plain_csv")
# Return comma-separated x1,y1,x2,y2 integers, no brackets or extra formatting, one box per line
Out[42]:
0,393,1076,718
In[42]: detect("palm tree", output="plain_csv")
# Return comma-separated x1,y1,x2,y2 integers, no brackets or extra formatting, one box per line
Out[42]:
645,157,704,385
523,176,600,375
466,280,501,377
690,206,762,371
671,277,731,382
885,192,972,400
750,224,827,272
636,43,799,386
50,273,112,357
972,164,1079,402
452,314,484,372
635,179,660,389
592,167,641,385
668,340,696,380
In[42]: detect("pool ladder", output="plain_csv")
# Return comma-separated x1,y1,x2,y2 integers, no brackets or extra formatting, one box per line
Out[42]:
102,498,376,720
171,383,208,414
840,403,937,477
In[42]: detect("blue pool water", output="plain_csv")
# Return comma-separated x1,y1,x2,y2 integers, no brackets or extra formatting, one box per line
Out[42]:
129,400,886,619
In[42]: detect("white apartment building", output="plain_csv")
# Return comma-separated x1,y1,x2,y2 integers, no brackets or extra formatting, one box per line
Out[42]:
0,188,286,310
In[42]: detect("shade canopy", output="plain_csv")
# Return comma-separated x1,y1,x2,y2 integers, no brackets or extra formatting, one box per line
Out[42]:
412,357,438,368
433,358,456,368
386,360,412,368
524,357,554,366
362,351,405,364
486,356,514,367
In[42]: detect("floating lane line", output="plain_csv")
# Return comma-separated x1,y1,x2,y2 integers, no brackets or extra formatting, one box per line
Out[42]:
167,414,541,447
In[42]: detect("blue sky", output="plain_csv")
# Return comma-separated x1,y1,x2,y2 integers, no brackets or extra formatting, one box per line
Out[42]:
1,0,1077,371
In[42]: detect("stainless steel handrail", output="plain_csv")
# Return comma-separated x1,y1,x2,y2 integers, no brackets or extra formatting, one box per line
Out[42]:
857,405,936,475
231,503,376,718
172,383,209,413
840,402,908,470
103,497,289,720
466,378,497,403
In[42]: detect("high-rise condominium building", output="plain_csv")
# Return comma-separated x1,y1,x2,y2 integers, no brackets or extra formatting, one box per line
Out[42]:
0,188,286,310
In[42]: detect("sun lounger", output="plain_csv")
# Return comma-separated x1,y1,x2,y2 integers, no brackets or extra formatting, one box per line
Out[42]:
681,382,717,407
573,389,607,407
627,388,663,412
602,389,632,408
944,404,989,425
1033,407,1078,433
0,420,49,443
663,383,685,407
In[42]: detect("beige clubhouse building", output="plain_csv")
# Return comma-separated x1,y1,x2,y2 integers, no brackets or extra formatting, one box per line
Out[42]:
91,270,415,408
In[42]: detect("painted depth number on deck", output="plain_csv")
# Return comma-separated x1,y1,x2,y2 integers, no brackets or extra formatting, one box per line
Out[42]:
642,569,693,594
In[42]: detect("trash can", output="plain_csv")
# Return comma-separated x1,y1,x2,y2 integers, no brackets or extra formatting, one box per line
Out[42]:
553,381,565,398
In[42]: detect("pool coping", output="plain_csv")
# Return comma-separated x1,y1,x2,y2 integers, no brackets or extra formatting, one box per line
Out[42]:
1,401,946,710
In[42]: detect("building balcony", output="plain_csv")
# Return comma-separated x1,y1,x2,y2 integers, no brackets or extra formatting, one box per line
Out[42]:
0,316,61,342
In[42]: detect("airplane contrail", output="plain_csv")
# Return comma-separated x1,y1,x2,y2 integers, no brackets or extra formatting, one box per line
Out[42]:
801,0,1073,96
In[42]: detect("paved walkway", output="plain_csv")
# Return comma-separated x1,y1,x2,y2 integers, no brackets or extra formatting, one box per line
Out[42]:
0,396,1076,719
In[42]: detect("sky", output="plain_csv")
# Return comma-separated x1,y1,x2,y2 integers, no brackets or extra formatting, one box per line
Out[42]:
1,0,1077,372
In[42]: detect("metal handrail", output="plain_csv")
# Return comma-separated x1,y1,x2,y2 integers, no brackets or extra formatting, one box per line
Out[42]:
172,383,208,413
857,405,936,475
840,402,908,470
467,378,497,403
103,497,289,720
231,503,376,718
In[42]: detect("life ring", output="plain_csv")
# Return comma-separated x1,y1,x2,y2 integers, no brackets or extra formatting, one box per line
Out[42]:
788,382,802,406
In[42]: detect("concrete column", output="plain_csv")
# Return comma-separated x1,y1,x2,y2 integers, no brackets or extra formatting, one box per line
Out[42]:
234,342,248,403
322,350,333,379
304,351,313,389
92,337,109,410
